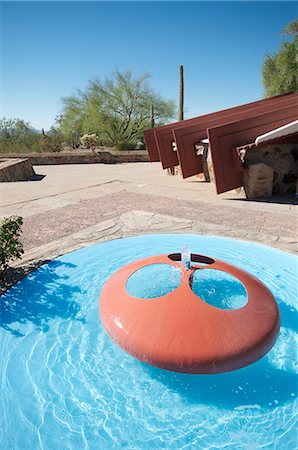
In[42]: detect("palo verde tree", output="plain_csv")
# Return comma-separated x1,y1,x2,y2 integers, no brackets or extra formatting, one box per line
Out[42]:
59,70,176,150
56,97,85,149
262,20,298,97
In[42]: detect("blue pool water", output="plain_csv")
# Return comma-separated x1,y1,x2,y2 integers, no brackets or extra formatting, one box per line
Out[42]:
0,234,297,449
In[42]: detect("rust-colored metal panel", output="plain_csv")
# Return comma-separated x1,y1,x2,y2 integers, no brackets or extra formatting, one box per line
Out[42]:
143,129,160,162
174,93,298,178
154,128,180,169
208,105,298,195
153,93,298,170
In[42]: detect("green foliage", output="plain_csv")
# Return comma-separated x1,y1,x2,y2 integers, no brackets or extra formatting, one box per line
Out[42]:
0,118,40,153
0,216,24,273
38,128,63,153
56,105,83,149
59,69,176,150
0,118,63,153
282,20,298,36
116,140,138,151
262,20,298,97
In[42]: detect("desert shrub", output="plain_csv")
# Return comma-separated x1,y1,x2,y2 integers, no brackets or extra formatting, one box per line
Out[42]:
0,118,40,153
80,133,98,150
0,216,24,274
0,119,64,153
47,134,63,152
37,133,63,153
116,140,137,151
68,132,81,149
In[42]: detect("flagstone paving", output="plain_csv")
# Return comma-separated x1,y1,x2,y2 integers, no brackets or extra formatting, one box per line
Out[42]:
1,163,297,282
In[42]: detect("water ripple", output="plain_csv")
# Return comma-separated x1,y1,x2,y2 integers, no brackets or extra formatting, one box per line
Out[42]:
0,234,297,449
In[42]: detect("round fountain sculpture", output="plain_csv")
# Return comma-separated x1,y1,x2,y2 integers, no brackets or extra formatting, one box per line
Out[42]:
99,251,280,374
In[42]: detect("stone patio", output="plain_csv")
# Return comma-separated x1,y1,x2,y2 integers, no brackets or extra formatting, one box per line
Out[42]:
1,162,297,286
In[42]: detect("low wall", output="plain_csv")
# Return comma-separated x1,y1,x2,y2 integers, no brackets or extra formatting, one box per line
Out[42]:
0,158,35,182
0,150,149,165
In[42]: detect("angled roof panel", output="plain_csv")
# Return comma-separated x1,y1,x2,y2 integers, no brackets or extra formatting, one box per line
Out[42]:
174,93,298,178
208,105,298,194
151,92,298,170
154,128,179,169
143,129,160,162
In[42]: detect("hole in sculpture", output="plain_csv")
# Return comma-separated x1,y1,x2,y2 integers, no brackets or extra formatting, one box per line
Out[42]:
168,253,215,266
126,263,181,299
191,269,248,310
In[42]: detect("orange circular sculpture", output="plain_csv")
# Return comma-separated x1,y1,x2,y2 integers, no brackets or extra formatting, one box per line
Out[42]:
99,253,280,374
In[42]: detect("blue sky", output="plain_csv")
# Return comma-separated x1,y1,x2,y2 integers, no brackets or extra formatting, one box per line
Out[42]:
1,1,297,130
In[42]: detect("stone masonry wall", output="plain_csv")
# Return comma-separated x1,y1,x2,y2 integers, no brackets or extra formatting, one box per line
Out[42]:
205,141,298,198
244,142,298,196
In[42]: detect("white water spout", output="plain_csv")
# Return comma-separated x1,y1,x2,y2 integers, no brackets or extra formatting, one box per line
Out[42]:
181,246,191,270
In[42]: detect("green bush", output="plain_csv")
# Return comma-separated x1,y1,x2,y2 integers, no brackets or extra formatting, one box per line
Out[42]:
0,216,24,273
0,119,64,153
37,134,63,153
0,118,40,153
116,140,137,151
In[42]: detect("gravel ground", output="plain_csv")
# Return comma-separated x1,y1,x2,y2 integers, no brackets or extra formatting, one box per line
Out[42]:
22,191,297,252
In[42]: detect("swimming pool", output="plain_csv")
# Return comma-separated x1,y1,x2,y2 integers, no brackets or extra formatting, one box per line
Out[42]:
1,234,297,449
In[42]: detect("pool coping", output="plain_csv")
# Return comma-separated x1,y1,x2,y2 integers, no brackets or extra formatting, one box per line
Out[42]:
1,209,296,294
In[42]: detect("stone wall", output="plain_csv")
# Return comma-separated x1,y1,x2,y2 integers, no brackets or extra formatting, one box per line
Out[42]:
0,149,149,166
205,141,298,198
0,158,36,182
243,142,298,197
